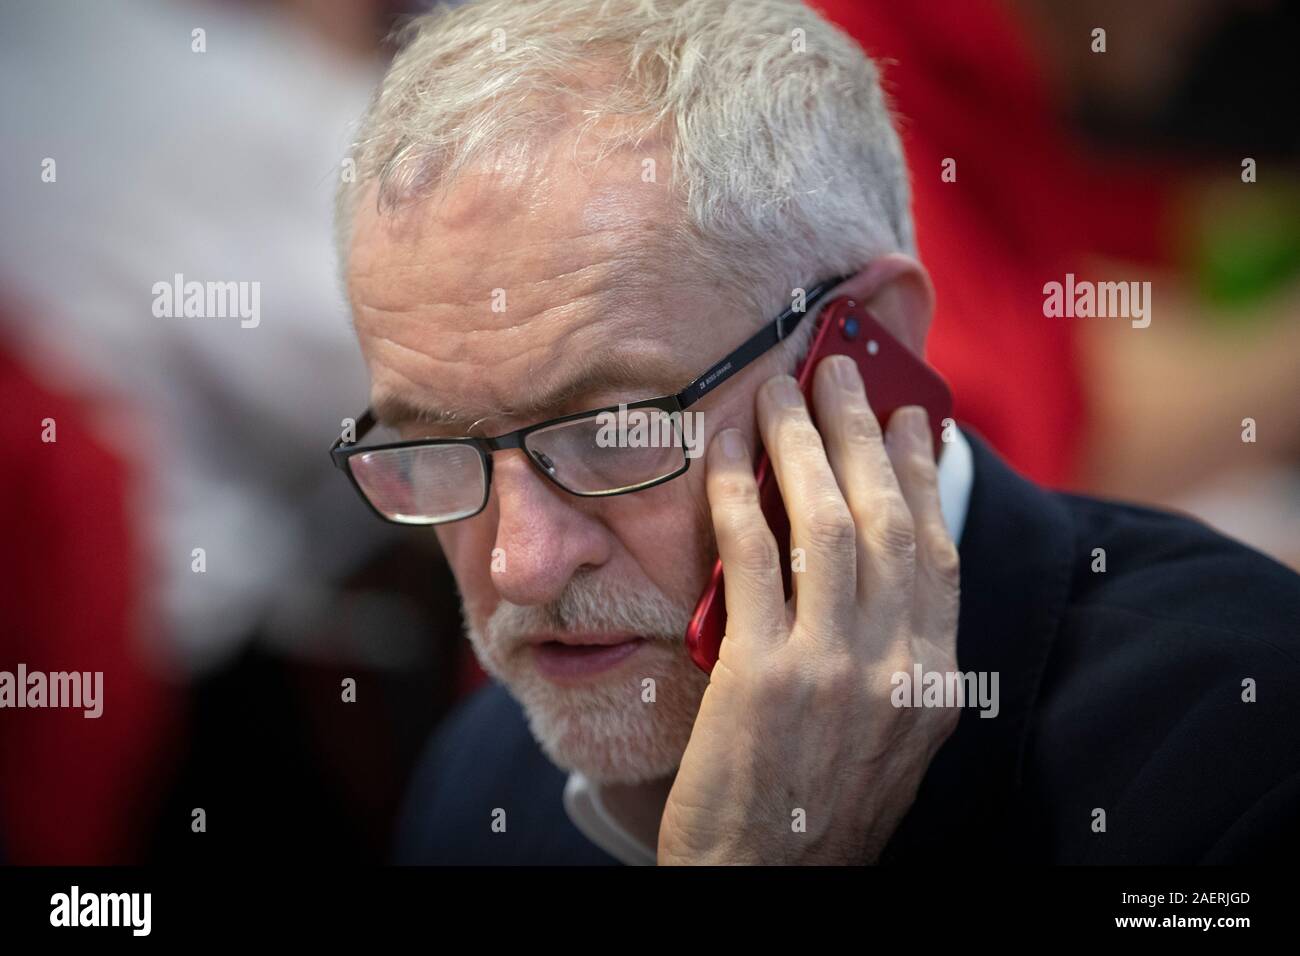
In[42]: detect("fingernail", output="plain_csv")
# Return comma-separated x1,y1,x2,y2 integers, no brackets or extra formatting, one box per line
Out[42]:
886,407,917,449
768,375,801,407
905,406,929,439
719,428,746,460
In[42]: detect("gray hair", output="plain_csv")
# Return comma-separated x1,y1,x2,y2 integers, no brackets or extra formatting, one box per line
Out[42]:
337,0,913,323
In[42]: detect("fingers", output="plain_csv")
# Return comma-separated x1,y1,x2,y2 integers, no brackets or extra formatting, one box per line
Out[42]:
705,426,787,651
883,408,958,577
884,406,961,639
811,356,914,616
755,375,858,627
735,362,959,659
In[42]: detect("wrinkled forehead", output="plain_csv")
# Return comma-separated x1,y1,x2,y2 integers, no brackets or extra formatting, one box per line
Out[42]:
349,162,675,327
345,139,750,431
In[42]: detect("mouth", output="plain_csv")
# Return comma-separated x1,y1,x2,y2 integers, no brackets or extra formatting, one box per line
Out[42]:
527,633,647,683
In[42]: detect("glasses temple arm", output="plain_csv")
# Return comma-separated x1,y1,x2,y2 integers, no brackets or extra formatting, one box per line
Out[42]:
330,408,378,462
675,275,851,410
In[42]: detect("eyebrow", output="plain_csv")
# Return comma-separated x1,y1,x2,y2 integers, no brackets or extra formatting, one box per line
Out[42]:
371,354,683,434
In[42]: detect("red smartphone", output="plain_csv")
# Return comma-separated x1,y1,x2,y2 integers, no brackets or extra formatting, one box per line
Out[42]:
684,296,954,674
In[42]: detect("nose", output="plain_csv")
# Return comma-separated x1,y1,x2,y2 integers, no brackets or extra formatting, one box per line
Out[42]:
486,450,611,607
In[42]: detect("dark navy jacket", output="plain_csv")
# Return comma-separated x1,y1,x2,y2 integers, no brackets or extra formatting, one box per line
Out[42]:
395,433,1300,864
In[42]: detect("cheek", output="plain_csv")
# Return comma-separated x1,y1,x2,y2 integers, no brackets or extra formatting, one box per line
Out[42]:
611,472,716,606
435,520,498,621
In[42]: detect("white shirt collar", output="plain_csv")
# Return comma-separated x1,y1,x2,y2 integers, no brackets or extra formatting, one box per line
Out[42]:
564,426,976,865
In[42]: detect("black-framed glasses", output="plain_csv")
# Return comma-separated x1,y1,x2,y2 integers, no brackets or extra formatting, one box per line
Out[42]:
331,274,850,525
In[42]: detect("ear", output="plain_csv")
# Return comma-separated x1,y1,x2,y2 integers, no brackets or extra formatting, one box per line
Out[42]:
830,254,934,356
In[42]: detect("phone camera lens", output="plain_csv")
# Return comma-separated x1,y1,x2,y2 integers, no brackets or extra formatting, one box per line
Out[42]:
842,316,859,340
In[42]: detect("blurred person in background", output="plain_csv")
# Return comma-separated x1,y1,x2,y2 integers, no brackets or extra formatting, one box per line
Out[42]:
812,0,1095,490
0,0,462,863
1008,0,1300,569
813,0,1300,570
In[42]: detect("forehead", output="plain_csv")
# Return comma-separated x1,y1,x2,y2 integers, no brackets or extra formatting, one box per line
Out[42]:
346,137,742,430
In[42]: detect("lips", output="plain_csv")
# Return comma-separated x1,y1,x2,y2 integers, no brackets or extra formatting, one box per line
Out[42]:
529,634,646,682
523,632,640,647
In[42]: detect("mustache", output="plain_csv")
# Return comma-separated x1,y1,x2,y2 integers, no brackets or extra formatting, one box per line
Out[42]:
482,575,691,646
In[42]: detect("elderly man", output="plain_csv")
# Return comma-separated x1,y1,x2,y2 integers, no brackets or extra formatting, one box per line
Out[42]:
330,0,1299,864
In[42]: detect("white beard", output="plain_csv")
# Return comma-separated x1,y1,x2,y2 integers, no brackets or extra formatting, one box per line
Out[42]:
464,574,710,784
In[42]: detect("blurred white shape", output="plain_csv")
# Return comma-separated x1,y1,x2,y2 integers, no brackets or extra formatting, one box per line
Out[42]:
0,0,395,671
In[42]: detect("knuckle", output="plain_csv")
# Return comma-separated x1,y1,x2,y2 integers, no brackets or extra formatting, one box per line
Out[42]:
871,686,913,743
882,651,916,685
932,650,959,678
730,528,780,574
934,702,962,737
840,405,883,447
713,473,759,506
869,500,916,557
901,447,938,480
928,537,961,584
805,497,856,553
775,417,824,456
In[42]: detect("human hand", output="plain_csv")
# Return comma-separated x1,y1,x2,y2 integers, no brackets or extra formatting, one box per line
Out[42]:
658,356,961,864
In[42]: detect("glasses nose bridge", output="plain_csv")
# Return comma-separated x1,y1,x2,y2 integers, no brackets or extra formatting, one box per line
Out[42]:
482,431,525,453
479,430,561,491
